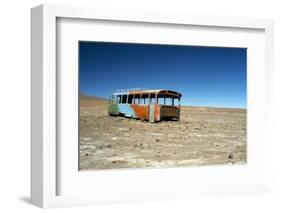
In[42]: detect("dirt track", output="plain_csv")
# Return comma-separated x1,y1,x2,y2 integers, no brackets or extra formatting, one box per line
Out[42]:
79,96,246,170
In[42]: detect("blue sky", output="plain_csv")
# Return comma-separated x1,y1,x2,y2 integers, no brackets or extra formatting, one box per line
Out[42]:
79,41,246,108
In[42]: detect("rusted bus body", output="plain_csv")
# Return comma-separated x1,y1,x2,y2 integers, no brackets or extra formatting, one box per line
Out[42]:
108,89,182,122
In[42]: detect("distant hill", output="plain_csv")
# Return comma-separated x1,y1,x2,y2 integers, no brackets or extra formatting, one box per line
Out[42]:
79,92,108,101
80,93,108,107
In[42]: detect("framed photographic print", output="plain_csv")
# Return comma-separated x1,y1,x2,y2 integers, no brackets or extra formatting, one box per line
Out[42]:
79,42,247,170
31,4,274,208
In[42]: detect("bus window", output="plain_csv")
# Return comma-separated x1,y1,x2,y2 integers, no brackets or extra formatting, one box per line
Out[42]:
128,95,133,104
134,94,140,104
174,98,180,106
121,95,127,104
140,96,144,104
150,93,156,104
113,95,118,103
165,97,172,106
141,94,149,105
110,95,114,103
117,95,122,104
158,97,165,105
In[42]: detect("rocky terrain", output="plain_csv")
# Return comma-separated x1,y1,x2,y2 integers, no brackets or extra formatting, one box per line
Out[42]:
79,96,246,170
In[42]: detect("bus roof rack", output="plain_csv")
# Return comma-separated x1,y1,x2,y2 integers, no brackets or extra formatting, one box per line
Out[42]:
115,88,149,93
112,89,182,98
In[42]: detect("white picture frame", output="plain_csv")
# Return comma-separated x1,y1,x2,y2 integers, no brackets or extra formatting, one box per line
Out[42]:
31,4,274,208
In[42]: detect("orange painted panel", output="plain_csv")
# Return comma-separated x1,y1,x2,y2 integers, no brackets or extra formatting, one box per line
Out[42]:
131,104,149,120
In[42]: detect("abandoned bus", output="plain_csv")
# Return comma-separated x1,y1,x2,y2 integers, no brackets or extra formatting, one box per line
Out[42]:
108,89,182,122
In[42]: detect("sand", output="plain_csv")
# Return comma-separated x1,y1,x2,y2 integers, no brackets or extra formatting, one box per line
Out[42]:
79,96,246,170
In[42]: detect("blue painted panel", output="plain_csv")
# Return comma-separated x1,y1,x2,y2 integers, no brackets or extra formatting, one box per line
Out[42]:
118,104,136,117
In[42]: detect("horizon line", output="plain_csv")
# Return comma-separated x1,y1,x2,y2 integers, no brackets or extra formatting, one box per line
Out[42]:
80,94,247,110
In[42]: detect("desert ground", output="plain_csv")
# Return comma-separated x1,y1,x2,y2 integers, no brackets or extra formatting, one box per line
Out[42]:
79,95,246,170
